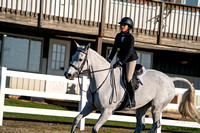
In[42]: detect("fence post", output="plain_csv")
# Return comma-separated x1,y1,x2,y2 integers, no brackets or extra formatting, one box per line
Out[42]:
0,67,7,126
157,2,164,45
78,76,87,130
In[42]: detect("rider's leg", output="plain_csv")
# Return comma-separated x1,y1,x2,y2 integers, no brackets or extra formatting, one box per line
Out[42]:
126,60,137,107
126,60,136,82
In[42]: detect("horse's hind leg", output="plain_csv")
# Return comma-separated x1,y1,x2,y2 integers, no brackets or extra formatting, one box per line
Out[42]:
71,103,95,133
135,102,151,133
92,109,113,133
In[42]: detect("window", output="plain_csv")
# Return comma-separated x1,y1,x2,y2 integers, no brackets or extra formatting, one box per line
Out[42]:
137,51,153,69
51,44,66,70
107,47,153,69
182,0,186,4
1,35,42,72
29,40,42,72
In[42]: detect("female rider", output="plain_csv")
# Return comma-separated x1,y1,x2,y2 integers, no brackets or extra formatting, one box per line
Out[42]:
107,17,138,107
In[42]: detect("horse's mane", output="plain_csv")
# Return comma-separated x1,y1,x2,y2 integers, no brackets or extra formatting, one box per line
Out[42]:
88,48,109,65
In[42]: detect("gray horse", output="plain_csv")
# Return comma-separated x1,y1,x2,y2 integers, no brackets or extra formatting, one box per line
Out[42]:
64,43,200,133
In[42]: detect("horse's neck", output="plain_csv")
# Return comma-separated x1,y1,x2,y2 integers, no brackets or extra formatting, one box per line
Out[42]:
87,49,110,89
88,49,110,70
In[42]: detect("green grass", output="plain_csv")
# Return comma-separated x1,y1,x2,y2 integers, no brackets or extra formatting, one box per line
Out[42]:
4,98,69,111
3,98,200,133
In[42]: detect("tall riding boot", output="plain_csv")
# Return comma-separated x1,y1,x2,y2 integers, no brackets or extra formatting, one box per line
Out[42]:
127,79,136,108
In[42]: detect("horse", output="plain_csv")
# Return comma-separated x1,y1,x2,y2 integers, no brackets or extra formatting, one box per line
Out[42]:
64,42,200,133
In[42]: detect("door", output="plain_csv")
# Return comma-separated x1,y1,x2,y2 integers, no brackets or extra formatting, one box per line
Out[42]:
47,39,71,76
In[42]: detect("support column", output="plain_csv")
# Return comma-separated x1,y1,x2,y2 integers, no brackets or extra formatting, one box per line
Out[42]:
96,37,103,54
97,0,107,54
38,0,44,27
157,2,164,45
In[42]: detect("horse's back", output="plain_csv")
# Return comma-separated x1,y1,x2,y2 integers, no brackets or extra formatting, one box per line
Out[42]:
142,69,175,90
135,69,175,108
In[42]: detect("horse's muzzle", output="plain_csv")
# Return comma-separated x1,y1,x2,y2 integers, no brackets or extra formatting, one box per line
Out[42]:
64,72,77,80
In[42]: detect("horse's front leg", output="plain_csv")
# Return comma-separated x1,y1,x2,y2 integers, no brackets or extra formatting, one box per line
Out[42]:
135,102,151,133
92,109,113,133
71,103,95,133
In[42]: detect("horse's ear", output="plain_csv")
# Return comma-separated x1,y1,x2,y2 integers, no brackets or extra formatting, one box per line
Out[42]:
85,43,91,50
74,40,80,48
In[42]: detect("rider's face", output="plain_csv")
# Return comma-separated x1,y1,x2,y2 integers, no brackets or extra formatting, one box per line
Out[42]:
120,24,129,32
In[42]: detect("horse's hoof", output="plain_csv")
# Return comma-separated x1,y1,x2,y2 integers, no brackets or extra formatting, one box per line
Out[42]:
141,124,145,131
92,128,98,133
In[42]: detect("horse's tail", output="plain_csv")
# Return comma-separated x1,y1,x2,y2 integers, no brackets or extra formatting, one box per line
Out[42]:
172,77,200,123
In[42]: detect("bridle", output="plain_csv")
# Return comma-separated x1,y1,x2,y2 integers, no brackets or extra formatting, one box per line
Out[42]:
69,49,113,94
70,49,88,74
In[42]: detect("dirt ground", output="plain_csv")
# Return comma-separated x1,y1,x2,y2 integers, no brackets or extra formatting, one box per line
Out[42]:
0,116,190,133
0,119,176,133
0,118,145,133
0,108,192,133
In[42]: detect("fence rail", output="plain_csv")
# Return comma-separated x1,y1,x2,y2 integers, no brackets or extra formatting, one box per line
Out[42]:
0,67,200,132
0,0,200,42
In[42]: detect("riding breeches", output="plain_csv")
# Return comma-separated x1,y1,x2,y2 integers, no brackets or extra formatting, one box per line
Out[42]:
126,60,137,82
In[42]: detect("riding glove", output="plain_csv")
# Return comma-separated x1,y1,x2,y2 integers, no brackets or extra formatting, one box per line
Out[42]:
113,60,122,68
107,58,112,63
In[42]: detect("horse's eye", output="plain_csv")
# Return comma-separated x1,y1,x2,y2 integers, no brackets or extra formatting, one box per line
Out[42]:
79,59,83,61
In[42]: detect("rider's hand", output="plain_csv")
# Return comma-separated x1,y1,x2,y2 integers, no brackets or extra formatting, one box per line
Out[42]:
113,60,122,68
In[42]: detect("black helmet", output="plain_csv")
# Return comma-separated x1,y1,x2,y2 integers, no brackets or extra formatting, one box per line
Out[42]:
119,17,134,29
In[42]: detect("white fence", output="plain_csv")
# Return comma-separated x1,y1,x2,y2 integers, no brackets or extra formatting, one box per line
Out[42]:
0,67,199,132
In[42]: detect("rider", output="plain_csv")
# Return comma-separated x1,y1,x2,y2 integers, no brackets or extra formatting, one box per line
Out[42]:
107,17,138,107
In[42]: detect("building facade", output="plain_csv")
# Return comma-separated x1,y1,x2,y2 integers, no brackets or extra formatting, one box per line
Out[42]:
0,0,200,92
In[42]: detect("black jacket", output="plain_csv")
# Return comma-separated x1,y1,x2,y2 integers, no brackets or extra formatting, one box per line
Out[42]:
108,32,138,64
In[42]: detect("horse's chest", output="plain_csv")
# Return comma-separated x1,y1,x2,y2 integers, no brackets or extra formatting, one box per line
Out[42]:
87,90,117,109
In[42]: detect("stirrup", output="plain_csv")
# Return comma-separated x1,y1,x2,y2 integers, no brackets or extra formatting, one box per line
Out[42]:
130,100,136,108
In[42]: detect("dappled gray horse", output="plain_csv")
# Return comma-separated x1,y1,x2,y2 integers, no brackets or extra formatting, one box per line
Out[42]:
64,43,200,133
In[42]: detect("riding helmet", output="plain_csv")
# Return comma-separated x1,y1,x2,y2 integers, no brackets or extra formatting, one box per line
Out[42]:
119,17,134,29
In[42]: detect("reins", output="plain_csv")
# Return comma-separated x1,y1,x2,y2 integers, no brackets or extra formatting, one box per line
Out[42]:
77,66,118,104
77,66,113,94
80,67,113,75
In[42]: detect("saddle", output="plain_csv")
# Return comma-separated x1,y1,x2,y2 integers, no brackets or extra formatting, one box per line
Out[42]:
122,64,143,90
116,64,144,111
134,64,143,88
135,64,144,76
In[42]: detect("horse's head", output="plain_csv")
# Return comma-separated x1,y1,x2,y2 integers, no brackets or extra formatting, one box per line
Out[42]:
64,41,91,80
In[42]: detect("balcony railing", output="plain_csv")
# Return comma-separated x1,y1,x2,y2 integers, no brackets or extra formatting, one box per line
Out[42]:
0,0,200,42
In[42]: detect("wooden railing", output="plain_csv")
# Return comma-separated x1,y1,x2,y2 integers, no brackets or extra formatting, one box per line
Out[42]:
0,0,200,43
105,0,200,42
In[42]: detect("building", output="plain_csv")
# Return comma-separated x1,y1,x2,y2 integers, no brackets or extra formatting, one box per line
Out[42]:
186,0,200,6
0,0,200,95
